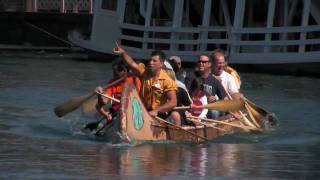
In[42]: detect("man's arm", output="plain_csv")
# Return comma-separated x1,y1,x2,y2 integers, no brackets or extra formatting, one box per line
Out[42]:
113,47,141,74
226,75,242,100
95,86,111,106
230,92,242,100
149,90,177,117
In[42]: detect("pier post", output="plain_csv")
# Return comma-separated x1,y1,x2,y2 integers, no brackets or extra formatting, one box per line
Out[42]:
231,0,245,54
264,0,276,53
60,0,65,13
299,0,311,53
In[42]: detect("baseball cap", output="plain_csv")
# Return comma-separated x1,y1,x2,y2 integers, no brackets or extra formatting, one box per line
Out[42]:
169,56,181,64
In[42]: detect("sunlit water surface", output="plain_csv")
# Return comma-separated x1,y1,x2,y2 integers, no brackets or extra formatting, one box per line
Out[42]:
1,54,320,179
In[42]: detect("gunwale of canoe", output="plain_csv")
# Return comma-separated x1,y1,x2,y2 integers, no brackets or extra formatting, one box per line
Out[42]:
117,84,270,143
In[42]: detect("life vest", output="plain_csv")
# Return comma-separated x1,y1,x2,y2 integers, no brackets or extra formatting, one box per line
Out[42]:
104,76,141,113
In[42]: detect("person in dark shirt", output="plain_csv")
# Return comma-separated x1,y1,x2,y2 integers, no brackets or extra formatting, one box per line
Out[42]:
184,55,227,118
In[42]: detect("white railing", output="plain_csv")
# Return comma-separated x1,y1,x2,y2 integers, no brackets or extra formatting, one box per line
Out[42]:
35,0,93,13
0,0,93,13
118,22,320,55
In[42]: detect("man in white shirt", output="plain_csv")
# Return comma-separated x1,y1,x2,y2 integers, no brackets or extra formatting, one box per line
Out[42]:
211,49,242,100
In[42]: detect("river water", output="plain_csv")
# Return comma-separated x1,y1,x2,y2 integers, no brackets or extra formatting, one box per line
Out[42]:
1,53,320,179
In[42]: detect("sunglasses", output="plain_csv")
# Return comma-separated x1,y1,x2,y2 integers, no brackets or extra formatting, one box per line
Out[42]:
198,60,209,64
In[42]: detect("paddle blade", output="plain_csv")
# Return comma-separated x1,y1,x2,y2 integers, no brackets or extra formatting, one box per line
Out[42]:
81,97,98,114
245,100,266,119
54,93,94,117
204,99,245,112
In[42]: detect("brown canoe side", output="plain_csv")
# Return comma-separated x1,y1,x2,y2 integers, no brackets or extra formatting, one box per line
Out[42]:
116,84,276,143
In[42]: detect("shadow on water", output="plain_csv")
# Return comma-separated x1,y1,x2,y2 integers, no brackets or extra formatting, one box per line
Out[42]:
1,53,320,178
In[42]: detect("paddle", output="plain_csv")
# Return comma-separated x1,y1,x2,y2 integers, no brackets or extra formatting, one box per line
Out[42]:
54,75,126,117
219,83,259,129
173,99,245,112
193,116,261,132
81,97,98,114
187,117,227,132
95,92,120,103
155,117,209,141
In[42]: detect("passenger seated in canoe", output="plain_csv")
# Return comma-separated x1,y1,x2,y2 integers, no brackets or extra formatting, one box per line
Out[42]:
211,49,244,120
184,55,228,119
168,55,187,82
113,47,182,125
222,51,242,90
83,59,141,131
211,49,242,99
163,68,194,126
186,78,208,119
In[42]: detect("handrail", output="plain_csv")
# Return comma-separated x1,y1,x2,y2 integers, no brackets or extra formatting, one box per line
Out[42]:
119,35,230,45
119,34,320,47
120,23,320,35
232,25,320,34
232,39,320,46
118,23,320,55
119,23,228,33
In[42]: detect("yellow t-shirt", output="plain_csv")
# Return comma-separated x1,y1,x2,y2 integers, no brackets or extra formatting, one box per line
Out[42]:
136,63,177,110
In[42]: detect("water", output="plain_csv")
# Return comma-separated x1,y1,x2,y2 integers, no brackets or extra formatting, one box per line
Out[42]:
1,54,320,179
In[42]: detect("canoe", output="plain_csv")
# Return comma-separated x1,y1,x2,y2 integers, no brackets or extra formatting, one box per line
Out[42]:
100,84,277,143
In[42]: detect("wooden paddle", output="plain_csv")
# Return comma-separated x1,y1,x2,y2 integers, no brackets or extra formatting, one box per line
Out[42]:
187,117,227,132
155,117,209,141
173,99,245,112
95,92,120,103
54,75,126,117
81,97,98,114
194,116,261,132
224,94,258,128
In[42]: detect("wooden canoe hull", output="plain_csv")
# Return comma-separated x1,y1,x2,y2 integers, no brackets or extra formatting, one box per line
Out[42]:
107,84,277,143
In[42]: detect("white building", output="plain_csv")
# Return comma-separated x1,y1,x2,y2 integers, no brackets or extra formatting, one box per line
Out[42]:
69,0,320,70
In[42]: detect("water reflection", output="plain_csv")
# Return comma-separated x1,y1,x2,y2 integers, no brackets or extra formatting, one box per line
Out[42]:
87,143,319,178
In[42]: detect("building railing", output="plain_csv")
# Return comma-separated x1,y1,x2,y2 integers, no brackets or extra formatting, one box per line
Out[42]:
118,22,320,56
0,0,93,13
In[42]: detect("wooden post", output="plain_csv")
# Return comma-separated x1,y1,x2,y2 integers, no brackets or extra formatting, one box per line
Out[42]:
264,0,276,53
170,0,184,51
199,0,212,51
231,0,245,54
60,0,65,13
299,0,311,52
89,0,93,14
26,0,33,12
142,0,153,50
33,0,38,12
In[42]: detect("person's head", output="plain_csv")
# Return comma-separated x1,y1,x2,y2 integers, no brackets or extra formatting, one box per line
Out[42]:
211,49,226,76
169,56,182,73
147,50,166,74
197,55,211,73
189,78,204,97
112,59,129,78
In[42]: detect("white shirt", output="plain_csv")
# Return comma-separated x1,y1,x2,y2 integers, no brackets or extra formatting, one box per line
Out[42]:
192,95,208,118
199,96,208,118
217,71,239,95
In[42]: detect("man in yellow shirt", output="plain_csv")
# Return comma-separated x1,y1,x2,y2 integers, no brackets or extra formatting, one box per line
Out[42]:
113,47,181,125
